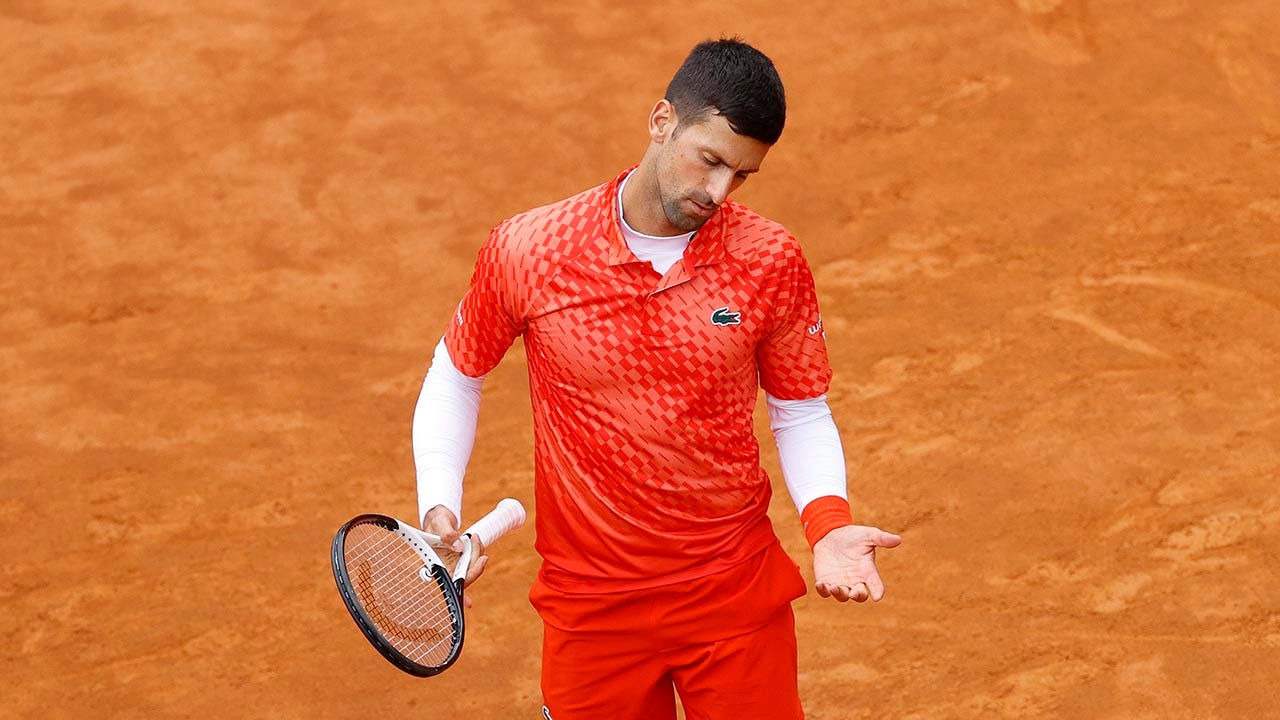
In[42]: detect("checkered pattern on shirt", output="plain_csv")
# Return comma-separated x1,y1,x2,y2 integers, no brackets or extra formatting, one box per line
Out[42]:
445,169,832,591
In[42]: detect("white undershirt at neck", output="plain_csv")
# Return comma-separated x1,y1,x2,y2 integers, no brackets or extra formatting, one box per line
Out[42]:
618,173,693,275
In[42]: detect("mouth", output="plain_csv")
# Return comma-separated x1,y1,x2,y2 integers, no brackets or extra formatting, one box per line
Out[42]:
688,199,715,218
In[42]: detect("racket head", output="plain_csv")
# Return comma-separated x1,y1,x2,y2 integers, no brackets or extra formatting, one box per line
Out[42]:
331,514,465,677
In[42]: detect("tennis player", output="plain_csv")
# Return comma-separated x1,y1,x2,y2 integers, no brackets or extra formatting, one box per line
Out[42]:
412,38,902,719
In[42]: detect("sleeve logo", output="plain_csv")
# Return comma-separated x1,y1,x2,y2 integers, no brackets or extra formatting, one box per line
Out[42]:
710,306,742,326
807,314,824,337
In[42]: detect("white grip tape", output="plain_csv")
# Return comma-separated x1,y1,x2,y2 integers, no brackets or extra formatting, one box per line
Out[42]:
464,498,526,548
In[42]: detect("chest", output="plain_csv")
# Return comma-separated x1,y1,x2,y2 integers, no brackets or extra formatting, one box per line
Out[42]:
525,258,770,389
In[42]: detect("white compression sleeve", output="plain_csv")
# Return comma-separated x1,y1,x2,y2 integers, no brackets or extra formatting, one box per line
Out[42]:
413,337,485,527
766,393,848,513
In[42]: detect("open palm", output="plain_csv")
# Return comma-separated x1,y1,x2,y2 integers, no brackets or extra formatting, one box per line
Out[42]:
813,524,903,603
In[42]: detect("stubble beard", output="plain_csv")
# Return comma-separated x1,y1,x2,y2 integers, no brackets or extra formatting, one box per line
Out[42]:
655,171,708,233
661,192,704,233
651,144,714,233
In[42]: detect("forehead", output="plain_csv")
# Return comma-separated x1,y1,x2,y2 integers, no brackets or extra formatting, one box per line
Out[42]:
678,112,770,167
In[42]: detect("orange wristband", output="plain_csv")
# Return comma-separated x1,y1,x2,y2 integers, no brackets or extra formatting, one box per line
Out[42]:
801,496,853,549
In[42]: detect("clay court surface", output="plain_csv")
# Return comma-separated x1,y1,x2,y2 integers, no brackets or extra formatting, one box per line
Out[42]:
3,1,1279,717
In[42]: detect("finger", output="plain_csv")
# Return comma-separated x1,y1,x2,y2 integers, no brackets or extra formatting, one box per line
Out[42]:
850,582,870,603
423,505,459,529
874,530,903,548
867,572,887,602
423,506,464,550
464,554,488,588
463,590,473,609
819,582,853,602
423,518,458,538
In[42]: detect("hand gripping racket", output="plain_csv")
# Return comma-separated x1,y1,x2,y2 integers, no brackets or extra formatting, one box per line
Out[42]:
330,498,526,676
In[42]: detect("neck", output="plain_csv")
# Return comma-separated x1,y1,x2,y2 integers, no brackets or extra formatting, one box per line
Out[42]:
620,158,683,237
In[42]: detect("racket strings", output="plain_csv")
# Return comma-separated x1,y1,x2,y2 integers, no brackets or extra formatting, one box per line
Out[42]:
344,524,460,665
349,538,453,638
348,534,455,660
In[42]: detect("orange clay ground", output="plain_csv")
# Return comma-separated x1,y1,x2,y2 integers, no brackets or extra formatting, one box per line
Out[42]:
2,1,1278,718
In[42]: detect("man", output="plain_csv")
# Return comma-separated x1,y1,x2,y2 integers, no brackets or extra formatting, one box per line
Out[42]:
412,38,902,719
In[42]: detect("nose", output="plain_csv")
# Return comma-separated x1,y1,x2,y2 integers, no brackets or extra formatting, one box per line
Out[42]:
706,170,734,206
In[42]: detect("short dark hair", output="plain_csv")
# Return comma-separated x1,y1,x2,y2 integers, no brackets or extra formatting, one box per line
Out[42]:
664,38,786,145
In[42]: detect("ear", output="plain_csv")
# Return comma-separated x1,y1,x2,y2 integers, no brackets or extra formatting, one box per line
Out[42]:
648,99,677,144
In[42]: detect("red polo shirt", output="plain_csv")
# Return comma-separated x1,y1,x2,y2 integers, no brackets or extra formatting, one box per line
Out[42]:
445,168,832,595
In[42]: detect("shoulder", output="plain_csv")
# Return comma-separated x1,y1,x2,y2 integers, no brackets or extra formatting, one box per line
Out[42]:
719,201,808,270
486,180,612,260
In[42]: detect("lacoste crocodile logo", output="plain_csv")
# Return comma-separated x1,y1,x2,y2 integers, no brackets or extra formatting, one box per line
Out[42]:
710,306,742,326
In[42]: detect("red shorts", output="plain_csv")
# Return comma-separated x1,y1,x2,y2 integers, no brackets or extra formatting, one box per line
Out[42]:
532,542,807,720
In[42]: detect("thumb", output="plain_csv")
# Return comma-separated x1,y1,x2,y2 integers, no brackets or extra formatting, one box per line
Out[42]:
873,529,903,548
422,506,463,550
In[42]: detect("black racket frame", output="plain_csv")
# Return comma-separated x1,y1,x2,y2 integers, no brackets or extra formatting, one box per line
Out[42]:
330,514,467,677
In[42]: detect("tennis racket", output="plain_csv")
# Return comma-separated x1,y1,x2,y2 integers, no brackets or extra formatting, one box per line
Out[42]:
330,497,526,677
